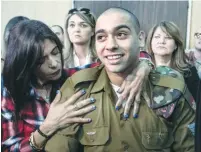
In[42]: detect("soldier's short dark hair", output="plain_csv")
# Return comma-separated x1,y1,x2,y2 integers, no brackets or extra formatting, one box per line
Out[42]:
104,7,140,33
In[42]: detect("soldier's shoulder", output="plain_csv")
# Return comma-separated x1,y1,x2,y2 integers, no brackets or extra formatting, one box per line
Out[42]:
149,66,194,118
68,64,104,88
149,66,185,107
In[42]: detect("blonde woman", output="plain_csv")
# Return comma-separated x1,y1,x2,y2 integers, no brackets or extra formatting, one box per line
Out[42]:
63,8,97,68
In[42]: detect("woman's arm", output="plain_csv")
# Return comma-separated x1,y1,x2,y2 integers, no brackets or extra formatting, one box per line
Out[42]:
2,88,96,151
116,51,154,118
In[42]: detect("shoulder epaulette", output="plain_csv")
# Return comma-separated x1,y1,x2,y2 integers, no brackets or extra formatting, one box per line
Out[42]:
70,64,104,88
149,66,195,118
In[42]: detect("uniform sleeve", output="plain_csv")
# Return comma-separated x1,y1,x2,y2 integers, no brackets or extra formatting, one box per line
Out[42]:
139,51,155,70
172,97,195,152
45,78,81,152
1,88,32,152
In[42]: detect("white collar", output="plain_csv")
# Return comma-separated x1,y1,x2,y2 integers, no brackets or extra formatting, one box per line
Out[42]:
73,51,92,67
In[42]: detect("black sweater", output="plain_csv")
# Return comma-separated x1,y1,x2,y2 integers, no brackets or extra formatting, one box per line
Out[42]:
185,66,201,152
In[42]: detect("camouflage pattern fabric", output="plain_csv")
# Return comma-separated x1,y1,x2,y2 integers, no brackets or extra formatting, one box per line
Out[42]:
149,66,196,118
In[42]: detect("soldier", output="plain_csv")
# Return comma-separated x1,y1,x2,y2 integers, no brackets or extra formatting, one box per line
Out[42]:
45,7,195,152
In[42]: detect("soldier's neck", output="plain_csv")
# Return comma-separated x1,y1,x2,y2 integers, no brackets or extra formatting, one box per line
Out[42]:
106,64,135,87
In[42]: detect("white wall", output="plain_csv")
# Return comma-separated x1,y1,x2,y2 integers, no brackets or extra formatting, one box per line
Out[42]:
1,0,73,51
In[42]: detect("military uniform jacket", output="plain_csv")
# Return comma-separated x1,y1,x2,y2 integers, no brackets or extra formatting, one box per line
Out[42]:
45,65,195,152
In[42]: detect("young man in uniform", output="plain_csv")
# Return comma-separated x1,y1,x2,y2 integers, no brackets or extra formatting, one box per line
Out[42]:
45,7,195,152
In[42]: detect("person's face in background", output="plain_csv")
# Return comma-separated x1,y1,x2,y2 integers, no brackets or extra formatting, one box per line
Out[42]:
51,26,64,45
67,14,94,45
34,39,62,84
194,27,201,51
151,27,177,57
95,11,140,74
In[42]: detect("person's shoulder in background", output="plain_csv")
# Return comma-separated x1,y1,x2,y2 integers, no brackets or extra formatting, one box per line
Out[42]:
184,66,200,102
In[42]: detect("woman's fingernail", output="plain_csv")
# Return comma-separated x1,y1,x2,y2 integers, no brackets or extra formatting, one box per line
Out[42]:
115,106,120,111
124,114,129,119
56,90,60,94
133,114,138,118
88,118,92,122
92,105,96,110
90,98,95,103
81,89,86,95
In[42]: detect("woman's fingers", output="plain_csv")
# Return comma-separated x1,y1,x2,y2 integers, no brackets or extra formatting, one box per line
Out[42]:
133,101,140,118
115,94,127,110
132,91,141,118
123,92,135,119
67,97,96,110
51,90,62,105
118,79,126,93
123,86,142,119
64,90,86,106
68,117,92,123
143,90,151,107
116,77,135,110
69,105,96,117
120,73,144,119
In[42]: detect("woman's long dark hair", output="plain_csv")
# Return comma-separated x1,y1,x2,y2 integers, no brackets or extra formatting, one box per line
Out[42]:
3,20,65,115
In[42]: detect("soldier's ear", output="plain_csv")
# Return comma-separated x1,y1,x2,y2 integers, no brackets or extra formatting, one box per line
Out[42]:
174,45,178,50
91,29,95,37
138,31,146,47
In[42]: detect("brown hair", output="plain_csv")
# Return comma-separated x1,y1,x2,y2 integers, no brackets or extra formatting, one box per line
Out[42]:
146,21,189,75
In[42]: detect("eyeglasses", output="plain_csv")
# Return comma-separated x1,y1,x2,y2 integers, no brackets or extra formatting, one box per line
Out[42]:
68,8,91,15
194,33,201,39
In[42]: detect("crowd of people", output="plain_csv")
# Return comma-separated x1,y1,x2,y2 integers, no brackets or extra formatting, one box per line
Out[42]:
1,6,200,152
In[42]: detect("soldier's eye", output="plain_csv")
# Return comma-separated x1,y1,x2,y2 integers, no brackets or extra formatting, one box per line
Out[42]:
117,32,127,39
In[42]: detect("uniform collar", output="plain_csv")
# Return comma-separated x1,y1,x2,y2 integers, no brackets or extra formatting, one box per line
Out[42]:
73,51,92,67
69,64,116,100
90,66,114,99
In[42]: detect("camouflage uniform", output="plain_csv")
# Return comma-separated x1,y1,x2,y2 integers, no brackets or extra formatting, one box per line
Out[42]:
45,65,195,152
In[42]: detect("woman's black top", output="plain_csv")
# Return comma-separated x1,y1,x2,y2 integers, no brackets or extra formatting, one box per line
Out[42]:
185,66,201,152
